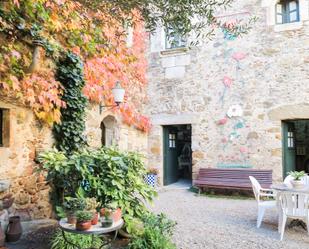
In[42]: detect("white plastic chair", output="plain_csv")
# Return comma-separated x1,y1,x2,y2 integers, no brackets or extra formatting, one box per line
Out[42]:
302,175,309,186
279,192,309,240
283,175,294,188
249,176,276,228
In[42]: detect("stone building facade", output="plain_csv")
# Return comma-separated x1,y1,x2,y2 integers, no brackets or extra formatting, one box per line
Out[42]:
0,98,147,220
146,0,309,185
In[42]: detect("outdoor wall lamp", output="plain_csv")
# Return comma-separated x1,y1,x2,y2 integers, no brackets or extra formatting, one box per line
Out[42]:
99,81,125,114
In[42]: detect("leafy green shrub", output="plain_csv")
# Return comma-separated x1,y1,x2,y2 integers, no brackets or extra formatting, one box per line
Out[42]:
128,213,176,249
50,229,102,249
39,147,157,221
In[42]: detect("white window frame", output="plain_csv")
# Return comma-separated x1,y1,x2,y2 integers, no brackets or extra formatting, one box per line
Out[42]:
262,0,308,32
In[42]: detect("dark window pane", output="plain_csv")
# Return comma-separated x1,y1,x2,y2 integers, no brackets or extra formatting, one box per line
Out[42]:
289,1,297,11
289,11,298,22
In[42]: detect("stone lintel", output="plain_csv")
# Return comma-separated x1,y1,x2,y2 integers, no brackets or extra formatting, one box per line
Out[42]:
151,113,200,125
268,103,309,121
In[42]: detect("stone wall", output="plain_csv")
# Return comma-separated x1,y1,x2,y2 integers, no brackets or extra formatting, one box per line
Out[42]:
86,104,148,155
146,0,309,184
0,99,53,220
0,99,148,220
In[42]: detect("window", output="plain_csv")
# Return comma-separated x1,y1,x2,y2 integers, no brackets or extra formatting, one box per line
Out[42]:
169,133,176,148
165,27,187,50
276,0,300,24
287,129,294,148
0,109,9,147
0,109,3,146
101,115,118,147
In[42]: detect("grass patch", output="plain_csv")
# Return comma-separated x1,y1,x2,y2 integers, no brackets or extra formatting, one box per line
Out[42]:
189,186,254,200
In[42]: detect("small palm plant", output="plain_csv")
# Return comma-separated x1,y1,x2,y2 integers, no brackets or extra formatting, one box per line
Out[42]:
288,171,307,181
288,171,307,189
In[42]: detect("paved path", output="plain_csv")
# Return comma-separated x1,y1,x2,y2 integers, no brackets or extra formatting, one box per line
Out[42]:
151,188,309,249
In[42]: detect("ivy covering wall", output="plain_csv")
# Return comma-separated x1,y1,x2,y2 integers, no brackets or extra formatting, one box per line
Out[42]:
53,52,88,154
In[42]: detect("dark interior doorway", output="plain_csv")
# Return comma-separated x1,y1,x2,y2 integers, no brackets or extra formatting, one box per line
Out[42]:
163,124,192,186
282,120,309,178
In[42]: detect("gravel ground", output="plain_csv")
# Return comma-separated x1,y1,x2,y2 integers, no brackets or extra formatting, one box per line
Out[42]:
151,188,309,249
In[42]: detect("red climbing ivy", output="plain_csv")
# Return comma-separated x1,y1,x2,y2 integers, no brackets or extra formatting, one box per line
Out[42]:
0,0,150,131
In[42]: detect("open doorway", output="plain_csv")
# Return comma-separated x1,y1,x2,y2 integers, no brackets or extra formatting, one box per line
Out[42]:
282,120,309,178
163,124,192,186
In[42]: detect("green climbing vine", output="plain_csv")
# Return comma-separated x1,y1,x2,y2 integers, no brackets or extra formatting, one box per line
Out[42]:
53,52,88,155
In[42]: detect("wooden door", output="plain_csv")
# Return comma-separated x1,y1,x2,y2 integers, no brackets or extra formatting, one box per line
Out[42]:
282,122,296,178
163,127,179,185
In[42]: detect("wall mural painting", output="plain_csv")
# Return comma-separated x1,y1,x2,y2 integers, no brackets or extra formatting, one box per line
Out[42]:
214,12,253,169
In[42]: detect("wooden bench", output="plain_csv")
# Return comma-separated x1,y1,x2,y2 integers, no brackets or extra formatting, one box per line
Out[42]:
193,168,272,195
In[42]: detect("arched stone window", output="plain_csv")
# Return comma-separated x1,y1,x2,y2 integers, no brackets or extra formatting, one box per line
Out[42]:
101,115,118,147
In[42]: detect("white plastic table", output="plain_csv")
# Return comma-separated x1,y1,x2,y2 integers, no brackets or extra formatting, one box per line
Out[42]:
59,218,124,249
271,183,309,231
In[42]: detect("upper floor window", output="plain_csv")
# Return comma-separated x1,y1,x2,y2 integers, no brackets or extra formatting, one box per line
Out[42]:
276,0,300,24
165,27,187,50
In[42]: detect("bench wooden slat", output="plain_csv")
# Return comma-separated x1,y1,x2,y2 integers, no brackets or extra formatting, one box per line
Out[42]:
193,168,272,192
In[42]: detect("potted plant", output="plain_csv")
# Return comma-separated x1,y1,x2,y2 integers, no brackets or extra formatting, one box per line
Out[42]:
75,211,93,231
85,198,100,225
145,167,159,188
288,171,307,189
101,209,113,228
63,197,86,224
100,202,122,223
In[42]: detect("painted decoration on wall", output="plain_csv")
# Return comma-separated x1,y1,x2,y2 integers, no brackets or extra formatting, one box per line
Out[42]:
227,104,243,118
214,13,253,169
217,117,228,125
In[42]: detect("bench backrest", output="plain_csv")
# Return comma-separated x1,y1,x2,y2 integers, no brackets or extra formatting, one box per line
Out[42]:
197,168,272,185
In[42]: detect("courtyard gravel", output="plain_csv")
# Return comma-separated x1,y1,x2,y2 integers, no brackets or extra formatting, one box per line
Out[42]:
151,188,309,249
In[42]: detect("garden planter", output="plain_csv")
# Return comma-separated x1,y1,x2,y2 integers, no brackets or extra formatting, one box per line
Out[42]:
0,222,5,246
100,208,122,222
76,221,92,231
67,213,77,225
6,216,22,243
91,213,99,225
145,174,157,188
101,218,113,228
292,180,304,189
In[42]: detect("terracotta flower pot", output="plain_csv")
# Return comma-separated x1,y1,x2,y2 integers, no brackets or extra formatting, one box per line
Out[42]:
67,213,77,225
91,213,99,225
100,208,122,222
76,221,92,231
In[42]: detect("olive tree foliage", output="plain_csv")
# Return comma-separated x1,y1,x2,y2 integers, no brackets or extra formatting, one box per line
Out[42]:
78,0,255,44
